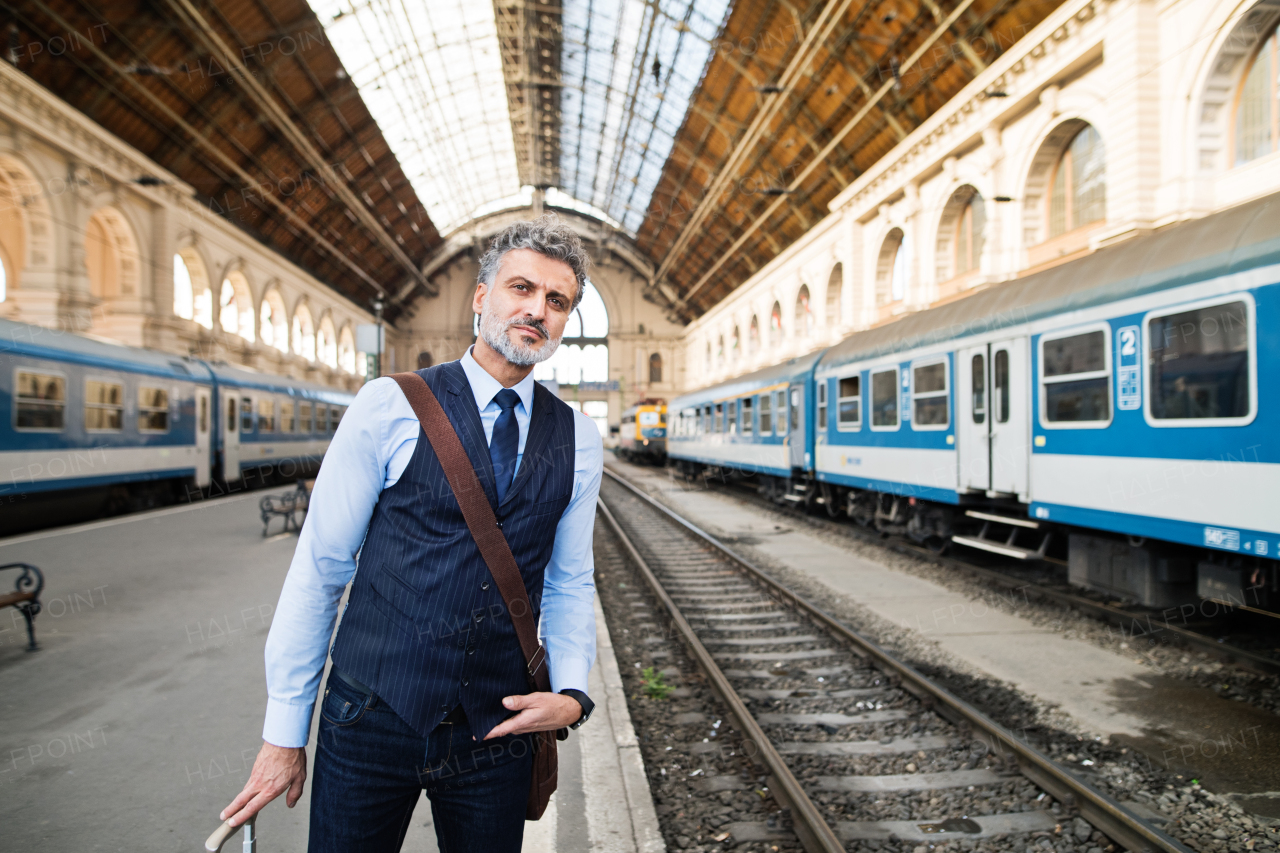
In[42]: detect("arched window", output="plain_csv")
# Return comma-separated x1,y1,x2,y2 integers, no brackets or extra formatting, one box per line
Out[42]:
649,353,663,383
173,254,193,319
532,280,610,385
769,301,783,346
85,208,140,300
717,335,725,368
825,265,842,328
731,325,740,362
795,285,813,338
260,289,288,352
317,315,338,368
937,187,986,282
219,272,255,342
749,315,760,356
338,325,357,374
1236,27,1279,165
292,303,316,360
1047,125,1106,238
705,341,712,372
876,228,908,305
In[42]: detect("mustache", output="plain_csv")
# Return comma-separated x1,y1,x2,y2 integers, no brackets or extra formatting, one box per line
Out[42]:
505,316,550,340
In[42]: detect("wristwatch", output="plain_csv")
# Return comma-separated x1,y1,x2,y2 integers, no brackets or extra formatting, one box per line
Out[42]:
559,689,595,729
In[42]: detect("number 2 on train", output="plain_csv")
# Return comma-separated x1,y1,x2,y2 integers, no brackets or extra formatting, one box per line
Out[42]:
1115,326,1141,411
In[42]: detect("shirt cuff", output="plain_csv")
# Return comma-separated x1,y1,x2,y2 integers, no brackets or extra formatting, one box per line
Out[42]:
262,697,314,749
549,652,590,696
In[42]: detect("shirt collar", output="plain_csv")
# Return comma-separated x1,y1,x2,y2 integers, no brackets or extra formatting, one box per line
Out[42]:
460,346,535,414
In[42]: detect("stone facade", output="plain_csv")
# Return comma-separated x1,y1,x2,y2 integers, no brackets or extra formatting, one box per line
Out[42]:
0,60,372,391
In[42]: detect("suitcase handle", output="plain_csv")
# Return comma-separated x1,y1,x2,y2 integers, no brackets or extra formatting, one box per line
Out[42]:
204,813,256,853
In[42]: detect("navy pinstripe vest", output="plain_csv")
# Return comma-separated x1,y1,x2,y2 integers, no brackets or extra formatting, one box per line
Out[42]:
330,362,576,738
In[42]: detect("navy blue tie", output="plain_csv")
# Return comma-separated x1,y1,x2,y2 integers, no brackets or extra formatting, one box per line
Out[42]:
489,389,521,503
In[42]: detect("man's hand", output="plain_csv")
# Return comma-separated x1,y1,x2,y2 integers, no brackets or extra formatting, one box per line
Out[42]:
483,692,581,740
220,742,307,828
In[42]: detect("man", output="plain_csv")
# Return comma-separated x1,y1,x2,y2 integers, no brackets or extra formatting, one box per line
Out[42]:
221,216,603,852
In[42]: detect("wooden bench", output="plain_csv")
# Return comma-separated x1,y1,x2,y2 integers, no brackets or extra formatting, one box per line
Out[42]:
0,563,43,651
259,479,316,536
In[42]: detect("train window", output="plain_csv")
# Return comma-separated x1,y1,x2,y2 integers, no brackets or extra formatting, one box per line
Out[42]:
258,398,275,433
85,380,124,431
334,406,346,427
727,400,737,435
14,371,65,430
741,396,754,434
1041,329,1110,425
227,398,236,433
994,351,1009,423
199,395,208,433
703,404,711,435
241,396,254,432
789,389,800,431
911,360,949,429
817,382,827,431
776,390,788,436
714,403,723,433
299,401,312,433
971,355,986,424
871,368,899,429
316,404,328,433
138,387,170,432
280,400,295,433
837,376,861,429
1147,300,1252,423
639,411,660,426
759,394,772,434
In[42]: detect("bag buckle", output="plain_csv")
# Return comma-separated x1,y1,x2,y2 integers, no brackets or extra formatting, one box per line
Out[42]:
527,645,547,680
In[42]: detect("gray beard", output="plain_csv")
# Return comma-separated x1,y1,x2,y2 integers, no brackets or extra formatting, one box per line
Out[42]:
478,307,561,366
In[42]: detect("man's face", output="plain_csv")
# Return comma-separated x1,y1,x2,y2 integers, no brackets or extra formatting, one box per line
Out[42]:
473,248,578,365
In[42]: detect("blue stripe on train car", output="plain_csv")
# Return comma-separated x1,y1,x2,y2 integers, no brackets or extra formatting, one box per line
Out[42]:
814,353,960,504
1029,501,1280,559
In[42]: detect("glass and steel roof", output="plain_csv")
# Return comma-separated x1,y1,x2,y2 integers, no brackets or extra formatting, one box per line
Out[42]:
317,0,730,236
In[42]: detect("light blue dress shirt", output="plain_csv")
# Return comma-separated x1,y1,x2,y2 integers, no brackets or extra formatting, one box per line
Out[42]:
262,347,604,748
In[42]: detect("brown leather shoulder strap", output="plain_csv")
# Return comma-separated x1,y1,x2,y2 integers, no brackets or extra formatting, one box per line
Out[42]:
389,371,550,692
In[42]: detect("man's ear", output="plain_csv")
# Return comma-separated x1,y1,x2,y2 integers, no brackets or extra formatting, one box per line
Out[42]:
473,282,488,316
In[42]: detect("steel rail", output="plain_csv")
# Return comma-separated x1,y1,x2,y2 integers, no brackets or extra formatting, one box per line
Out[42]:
595,497,846,853
602,469,1199,853
709,475,1280,677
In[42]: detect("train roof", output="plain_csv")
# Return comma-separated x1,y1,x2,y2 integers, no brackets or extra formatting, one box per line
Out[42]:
0,318,213,381
819,189,1280,373
205,361,355,403
671,349,826,409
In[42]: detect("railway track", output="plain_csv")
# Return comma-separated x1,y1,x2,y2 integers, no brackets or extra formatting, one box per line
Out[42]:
597,470,1197,853
658,465,1280,677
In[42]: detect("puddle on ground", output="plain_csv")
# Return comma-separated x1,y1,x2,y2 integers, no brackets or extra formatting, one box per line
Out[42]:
1108,674,1280,810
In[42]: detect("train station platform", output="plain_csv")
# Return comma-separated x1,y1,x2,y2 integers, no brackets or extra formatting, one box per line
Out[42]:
608,460,1280,811
0,492,663,852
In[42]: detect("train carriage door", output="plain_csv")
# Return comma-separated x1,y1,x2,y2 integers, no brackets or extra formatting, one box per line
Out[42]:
224,393,242,482
989,337,1029,499
957,345,990,492
788,384,805,469
194,388,212,488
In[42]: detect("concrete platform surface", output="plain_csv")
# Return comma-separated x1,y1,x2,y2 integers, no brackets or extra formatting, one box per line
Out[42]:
0,493,662,852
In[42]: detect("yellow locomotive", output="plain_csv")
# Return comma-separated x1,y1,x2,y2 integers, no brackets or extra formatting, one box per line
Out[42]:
616,402,667,464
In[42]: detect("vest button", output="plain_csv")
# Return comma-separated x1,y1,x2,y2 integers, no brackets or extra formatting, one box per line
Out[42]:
462,678,470,687
467,647,475,655
496,520,504,529
474,613,484,622
481,581,490,591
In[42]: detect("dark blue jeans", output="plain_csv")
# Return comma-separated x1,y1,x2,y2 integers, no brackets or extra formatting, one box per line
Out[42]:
308,672,533,853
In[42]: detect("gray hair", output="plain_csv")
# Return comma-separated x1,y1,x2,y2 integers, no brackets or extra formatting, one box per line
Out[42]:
477,215,591,311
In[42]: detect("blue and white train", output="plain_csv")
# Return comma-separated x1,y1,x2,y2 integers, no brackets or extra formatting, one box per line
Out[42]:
0,319,354,534
669,190,1279,613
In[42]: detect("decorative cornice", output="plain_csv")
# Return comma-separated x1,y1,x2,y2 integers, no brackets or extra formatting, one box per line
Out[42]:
829,0,1116,217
